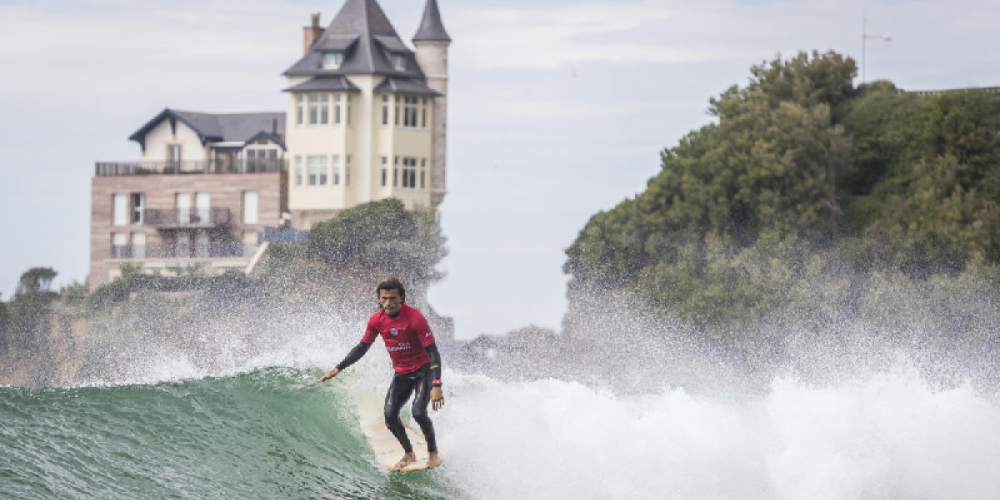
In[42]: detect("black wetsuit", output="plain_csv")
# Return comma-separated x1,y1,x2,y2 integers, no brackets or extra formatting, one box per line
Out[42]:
336,341,443,454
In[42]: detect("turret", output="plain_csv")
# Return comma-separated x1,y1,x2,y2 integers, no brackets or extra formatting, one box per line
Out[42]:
413,0,450,209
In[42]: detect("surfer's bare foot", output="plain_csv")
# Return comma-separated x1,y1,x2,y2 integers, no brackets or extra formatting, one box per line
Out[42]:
391,452,417,471
426,451,444,469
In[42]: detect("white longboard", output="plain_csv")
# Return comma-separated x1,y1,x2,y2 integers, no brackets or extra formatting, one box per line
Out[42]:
357,391,440,472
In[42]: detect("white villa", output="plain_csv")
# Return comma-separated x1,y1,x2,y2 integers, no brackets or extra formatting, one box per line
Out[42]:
90,0,451,289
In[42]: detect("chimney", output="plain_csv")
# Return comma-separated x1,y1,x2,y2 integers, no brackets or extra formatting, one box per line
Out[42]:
303,13,323,54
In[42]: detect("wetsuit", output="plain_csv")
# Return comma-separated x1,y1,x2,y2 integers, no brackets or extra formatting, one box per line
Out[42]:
335,304,442,454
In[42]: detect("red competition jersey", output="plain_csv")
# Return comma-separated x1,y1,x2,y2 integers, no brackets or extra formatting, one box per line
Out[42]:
362,304,436,374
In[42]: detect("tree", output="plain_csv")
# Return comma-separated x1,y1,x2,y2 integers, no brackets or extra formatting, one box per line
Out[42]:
8,267,59,354
0,293,9,355
566,51,855,292
564,49,1000,338
16,267,57,295
59,281,89,308
308,198,447,283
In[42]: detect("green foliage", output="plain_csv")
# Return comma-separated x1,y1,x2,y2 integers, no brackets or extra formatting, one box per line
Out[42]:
566,51,854,289
565,50,1000,341
0,294,9,354
710,50,857,118
16,267,57,295
308,198,447,283
7,268,59,353
58,281,89,308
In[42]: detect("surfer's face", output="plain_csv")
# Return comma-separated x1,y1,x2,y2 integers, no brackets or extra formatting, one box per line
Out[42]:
379,289,403,316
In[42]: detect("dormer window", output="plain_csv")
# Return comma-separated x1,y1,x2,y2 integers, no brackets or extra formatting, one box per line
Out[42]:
323,52,344,70
392,55,406,72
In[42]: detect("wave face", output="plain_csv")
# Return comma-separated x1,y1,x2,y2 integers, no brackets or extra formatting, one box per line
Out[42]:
3,367,1000,500
0,369,462,500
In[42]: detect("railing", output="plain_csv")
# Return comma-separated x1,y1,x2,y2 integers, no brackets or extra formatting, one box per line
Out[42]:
906,86,1000,96
95,159,288,177
144,208,231,227
111,242,250,259
261,227,310,244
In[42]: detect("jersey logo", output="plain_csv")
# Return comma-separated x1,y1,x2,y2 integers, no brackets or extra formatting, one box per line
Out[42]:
386,342,411,352
389,327,399,336
424,332,432,338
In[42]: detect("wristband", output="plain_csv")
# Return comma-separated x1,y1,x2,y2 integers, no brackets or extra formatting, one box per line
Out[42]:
431,379,443,387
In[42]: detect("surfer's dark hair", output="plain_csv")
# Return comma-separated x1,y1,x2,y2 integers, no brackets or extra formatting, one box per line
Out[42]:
376,277,406,302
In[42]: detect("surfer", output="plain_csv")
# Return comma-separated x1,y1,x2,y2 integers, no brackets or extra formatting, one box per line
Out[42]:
319,277,445,471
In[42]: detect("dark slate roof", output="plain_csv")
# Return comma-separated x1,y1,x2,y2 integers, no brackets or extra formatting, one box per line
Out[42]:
413,0,450,42
313,34,360,52
177,111,286,143
129,108,286,150
373,77,441,96
282,0,426,80
283,76,361,93
372,34,409,53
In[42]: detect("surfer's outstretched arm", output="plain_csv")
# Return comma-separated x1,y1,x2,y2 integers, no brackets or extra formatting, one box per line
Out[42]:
318,341,373,382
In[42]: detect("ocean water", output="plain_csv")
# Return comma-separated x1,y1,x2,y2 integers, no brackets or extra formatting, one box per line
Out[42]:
3,365,1000,500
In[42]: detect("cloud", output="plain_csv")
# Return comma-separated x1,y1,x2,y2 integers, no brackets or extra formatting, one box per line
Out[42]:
0,0,303,94
2,0,997,95
445,0,842,69
445,0,1000,78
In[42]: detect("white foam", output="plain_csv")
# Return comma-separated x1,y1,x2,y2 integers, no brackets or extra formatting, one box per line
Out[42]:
434,370,1000,500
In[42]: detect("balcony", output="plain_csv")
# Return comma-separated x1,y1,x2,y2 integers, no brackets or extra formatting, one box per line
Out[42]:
144,208,231,228
111,242,251,260
95,159,287,177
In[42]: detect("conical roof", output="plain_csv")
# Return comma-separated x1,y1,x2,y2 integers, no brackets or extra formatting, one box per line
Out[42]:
283,0,425,79
413,0,450,42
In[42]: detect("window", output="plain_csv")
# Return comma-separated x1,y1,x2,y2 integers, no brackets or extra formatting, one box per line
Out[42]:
177,193,191,224
404,96,419,128
402,158,417,189
113,194,128,226
243,191,258,225
421,98,427,128
308,94,328,125
167,144,182,170
420,159,426,189
322,52,343,69
195,192,210,223
308,155,327,186
393,156,399,187
296,95,304,125
246,149,259,172
295,156,303,186
346,155,351,186
131,193,145,224
334,94,342,125
111,232,127,258
382,95,389,126
392,55,406,71
332,155,341,186
131,232,146,259
381,157,388,187
394,96,400,126
347,95,352,126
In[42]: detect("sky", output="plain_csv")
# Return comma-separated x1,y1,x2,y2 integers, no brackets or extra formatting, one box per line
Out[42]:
0,0,997,339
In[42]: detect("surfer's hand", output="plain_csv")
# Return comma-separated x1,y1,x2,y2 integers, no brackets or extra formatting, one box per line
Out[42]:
431,387,444,411
318,368,340,383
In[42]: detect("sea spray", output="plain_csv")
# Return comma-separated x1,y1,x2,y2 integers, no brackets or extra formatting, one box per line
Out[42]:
4,272,1000,499
436,370,1000,500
